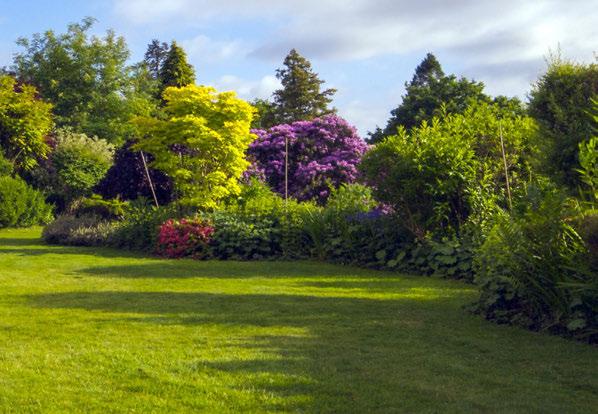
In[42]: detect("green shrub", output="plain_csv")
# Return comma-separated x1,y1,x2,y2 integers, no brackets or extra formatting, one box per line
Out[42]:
472,189,596,342
528,59,598,190
223,179,317,259
42,214,113,246
360,101,535,239
69,195,129,219
109,204,175,252
0,176,53,228
0,152,13,176
576,211,598,271
380,237,474,280
577,134,597,204
68,221,117,247
49,128,115,208
206,211,282,260
302,183,381,261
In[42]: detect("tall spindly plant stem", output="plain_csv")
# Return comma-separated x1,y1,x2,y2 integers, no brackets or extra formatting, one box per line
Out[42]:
499,121,512,211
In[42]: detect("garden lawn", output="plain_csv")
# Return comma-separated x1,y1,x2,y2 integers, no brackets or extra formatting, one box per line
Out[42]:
0,228,597,413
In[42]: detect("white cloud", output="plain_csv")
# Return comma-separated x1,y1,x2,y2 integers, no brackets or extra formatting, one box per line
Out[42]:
113,0,598,131
338,99,391,138
182,35,244,63
114,0,189,25
213,74,280,100
114,0,597,68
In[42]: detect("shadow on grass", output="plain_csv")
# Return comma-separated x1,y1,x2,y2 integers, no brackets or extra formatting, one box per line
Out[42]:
28,290,454,321
75,261,415,280
0,237,42,247
299,280,434,291
27,287,595,412
0,237,148,259
0,236,400,281
27,289,471,411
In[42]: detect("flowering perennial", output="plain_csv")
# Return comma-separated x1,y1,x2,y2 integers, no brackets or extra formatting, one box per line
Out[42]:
156,218,214,258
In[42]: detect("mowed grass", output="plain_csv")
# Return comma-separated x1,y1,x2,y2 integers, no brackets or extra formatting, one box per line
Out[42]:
0,228,596,413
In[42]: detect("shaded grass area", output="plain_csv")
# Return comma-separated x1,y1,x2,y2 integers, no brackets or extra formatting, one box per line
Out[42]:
0,227,597,413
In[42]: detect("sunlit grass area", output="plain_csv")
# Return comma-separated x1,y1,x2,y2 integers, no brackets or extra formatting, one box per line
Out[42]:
0,227,596,413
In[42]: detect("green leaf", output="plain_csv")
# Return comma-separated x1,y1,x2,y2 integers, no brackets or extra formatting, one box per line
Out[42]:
566,319,586,331
395,251,406,262
436,244,455,256
375,249,387,261
437,255,458,265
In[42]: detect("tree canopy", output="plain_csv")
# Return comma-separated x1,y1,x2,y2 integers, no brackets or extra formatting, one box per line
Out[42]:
267,49,336,126
369,53,494,143
13,17,150,145
144,39,169,80
134,85,255,208
158,41,196,96
528,57,598,190
0,75,53,171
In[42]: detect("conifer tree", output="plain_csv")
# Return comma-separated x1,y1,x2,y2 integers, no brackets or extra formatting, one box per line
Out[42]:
158,41,196,94
271,49,336,125
369,53,488,143
144,39,169,79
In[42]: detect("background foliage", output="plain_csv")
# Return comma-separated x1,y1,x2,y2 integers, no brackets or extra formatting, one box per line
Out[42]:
0,75,53,171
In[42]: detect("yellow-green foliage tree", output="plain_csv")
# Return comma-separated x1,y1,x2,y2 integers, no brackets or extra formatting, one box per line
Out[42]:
0,75,53,171
135,85,255,209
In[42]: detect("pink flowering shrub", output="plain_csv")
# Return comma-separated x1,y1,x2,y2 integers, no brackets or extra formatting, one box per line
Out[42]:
156,218,214,258
247,115,368,203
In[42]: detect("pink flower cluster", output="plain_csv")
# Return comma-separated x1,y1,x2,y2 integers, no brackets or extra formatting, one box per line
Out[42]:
156,218,214,259
247,115,369,203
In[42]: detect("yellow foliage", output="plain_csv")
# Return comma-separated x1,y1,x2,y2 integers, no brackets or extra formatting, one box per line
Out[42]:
134,85,255,209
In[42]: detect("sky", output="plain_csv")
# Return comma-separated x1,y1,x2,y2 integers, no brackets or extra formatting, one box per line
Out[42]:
0,0,596,136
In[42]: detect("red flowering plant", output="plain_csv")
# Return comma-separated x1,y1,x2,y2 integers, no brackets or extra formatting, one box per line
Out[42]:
156,217,215,259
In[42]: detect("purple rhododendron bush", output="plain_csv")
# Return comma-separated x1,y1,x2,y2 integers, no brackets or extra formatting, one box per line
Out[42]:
247,115,368,203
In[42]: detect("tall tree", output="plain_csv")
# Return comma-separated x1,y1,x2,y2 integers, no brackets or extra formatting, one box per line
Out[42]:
369,53,490,143
158,41,196,95
12,17,149,145
144,39,169,79
270,49,336,125
411,52,445,86
528,57,598,190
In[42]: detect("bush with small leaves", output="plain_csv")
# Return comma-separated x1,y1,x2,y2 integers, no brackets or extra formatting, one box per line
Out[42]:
0,176,53,228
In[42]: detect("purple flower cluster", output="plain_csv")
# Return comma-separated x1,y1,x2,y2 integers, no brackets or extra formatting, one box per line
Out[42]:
349,205,394,222
247,115,368,203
